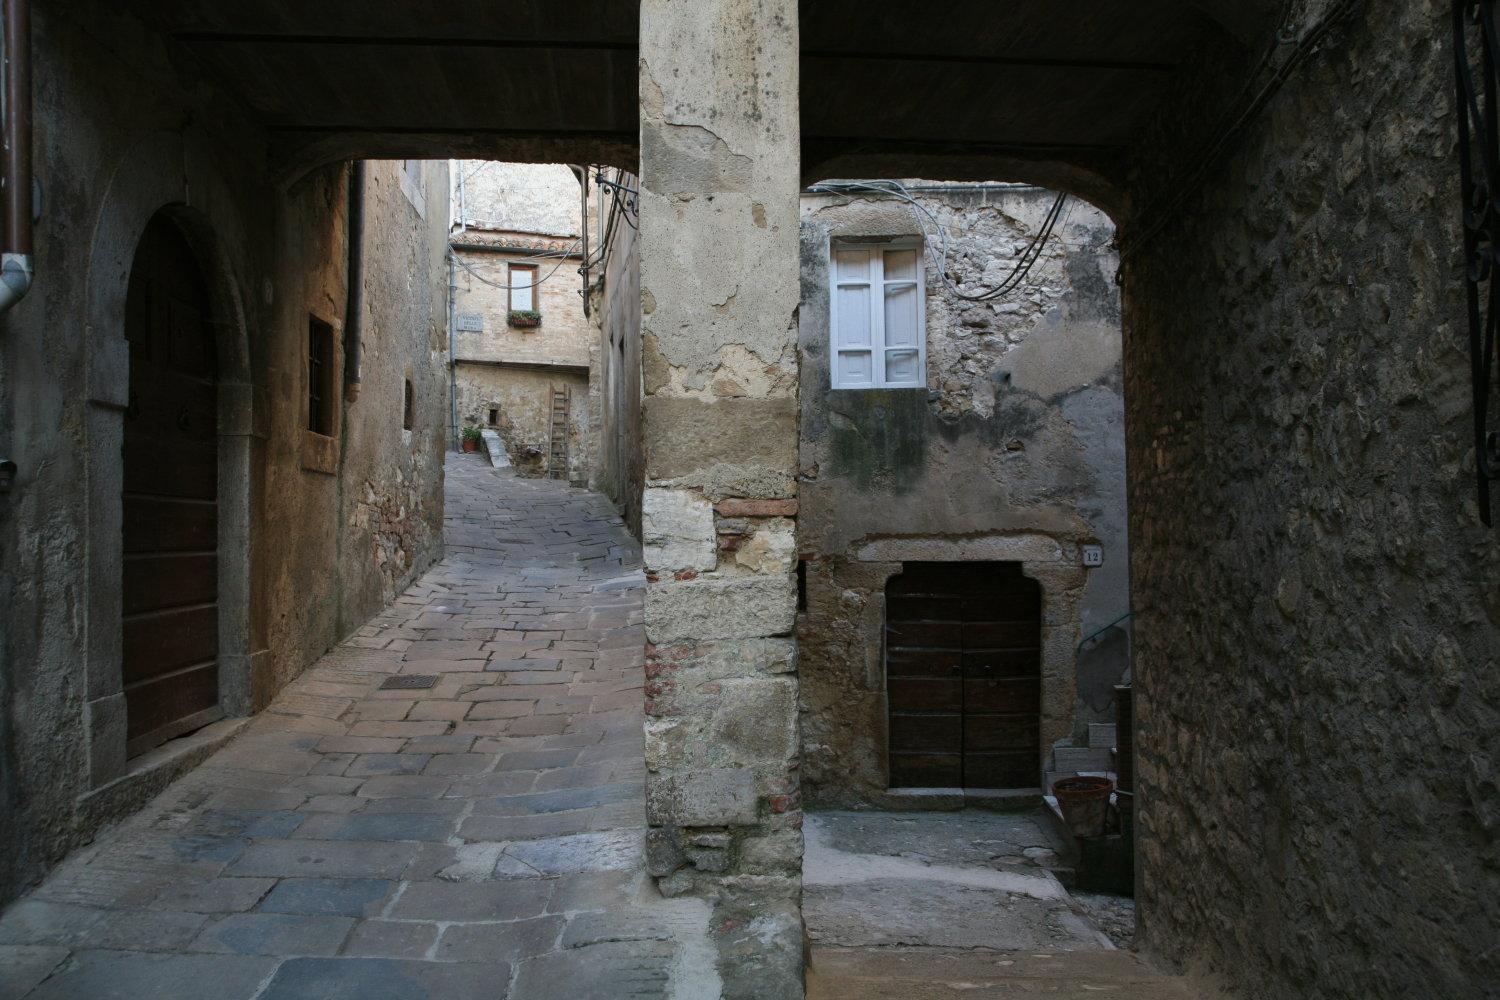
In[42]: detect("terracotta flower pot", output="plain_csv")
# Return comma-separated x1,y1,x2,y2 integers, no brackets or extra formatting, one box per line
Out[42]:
1052,775,1114,839
462,438,479,453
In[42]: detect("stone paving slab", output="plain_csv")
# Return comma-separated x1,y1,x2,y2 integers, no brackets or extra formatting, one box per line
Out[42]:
0,458,727,999
807,948,1203,1000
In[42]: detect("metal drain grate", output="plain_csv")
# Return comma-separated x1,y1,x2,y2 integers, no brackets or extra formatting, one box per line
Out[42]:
379,674,438,690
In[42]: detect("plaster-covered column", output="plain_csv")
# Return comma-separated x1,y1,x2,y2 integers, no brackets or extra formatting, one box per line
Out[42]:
638,0,805,987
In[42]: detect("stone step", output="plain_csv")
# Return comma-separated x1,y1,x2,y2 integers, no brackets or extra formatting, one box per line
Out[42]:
1054,746,1113,772
1089,722,1117,749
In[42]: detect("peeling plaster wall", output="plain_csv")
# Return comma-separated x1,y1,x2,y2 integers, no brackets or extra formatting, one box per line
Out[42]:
796,185,1129,806
1124,2,1500,997
452,161,581,237
637,4,807,980
0,5,448,906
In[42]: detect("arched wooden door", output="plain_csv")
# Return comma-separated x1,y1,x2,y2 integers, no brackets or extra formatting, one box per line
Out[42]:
885,562,1042,789
121,213,220,758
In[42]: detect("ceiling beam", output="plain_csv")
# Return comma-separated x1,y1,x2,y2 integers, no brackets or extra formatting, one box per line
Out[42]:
802,135,1128,154
802,49,1177,73
170,34,1175,73
171,32,636,51
266,124,636,138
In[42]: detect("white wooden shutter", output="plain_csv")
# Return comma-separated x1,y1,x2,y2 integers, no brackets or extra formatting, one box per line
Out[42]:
880,247,923,387
831,247,875,388
509,265,534,312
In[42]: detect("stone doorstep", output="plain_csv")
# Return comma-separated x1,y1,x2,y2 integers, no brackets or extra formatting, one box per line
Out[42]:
77,718,254,827
875,787,1043,812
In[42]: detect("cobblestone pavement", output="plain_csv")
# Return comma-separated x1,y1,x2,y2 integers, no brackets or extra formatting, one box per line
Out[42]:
0,457,725,999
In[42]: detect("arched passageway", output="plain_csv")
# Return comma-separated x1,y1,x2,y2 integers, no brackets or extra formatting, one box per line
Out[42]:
121,213,222,757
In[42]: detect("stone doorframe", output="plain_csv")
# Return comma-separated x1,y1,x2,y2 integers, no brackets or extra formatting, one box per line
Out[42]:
81,132,260,794
853,533,1089,791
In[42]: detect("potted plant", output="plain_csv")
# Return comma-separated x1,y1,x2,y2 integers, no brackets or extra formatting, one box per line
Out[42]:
507,309,542,329
1052,775,1114,838
461,425,482,453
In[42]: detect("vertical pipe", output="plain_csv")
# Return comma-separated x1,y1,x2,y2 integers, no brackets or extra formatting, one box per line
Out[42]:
447,249,459,451
570,165,589,316
0,0,32,314
343,160,366,401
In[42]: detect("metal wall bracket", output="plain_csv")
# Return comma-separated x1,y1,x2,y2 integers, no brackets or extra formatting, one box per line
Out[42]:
1453,0,1500,526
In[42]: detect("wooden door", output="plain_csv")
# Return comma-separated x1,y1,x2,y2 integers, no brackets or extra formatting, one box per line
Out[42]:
886,563,1041,789
121,214,220,758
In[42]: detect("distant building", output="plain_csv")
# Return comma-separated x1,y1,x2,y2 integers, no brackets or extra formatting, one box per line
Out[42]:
449,162,592,482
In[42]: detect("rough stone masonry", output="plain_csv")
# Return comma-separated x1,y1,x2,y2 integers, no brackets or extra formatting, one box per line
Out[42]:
1125,2,1500,998
636,0,806,971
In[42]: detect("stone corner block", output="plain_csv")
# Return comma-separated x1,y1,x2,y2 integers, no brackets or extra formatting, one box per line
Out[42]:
642,487,716,573
648,768,759,827
645,574,796,643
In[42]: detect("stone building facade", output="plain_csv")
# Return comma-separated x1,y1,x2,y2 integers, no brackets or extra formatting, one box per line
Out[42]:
0,4,450,906
795,184,1129,806
450,162,591,482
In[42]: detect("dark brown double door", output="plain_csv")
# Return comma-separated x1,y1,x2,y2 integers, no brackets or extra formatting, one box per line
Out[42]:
121,214,220,758
886,562,1041,789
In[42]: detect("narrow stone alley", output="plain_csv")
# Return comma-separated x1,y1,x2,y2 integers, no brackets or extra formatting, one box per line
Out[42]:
0,458,727,999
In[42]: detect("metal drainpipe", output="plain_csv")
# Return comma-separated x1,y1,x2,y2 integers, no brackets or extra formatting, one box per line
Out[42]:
0,0,33,315
569,165,589,317
343,160,365,402
447,248,458,451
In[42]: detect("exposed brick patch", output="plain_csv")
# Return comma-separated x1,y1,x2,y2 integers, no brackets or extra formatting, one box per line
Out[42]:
713,499,798,518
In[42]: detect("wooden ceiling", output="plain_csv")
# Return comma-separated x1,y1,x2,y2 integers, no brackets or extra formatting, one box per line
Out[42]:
111,0,1280,194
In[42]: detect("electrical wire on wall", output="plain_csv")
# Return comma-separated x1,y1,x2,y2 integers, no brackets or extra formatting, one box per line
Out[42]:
449,164,639,309
805,179,1071,302
451,240,581,292
583,167,637,281
1117,0,1363,262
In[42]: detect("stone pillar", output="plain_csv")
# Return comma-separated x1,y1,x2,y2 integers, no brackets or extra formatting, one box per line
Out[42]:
638,0,804,943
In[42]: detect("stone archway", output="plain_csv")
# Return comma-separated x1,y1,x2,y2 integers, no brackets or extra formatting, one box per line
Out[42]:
81,133,257,795
119,211,224,758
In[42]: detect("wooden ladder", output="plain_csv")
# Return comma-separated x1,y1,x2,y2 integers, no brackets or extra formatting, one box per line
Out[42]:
547,385,569,480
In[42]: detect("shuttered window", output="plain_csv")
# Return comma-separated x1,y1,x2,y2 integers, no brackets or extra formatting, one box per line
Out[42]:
829,241,926,389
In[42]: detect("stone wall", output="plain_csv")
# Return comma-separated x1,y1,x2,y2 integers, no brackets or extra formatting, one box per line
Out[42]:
590,179,644,535
796,185,1128,806
0,3,449,907
453,364,589,481
335,162,451,623
1124,2,1500,997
